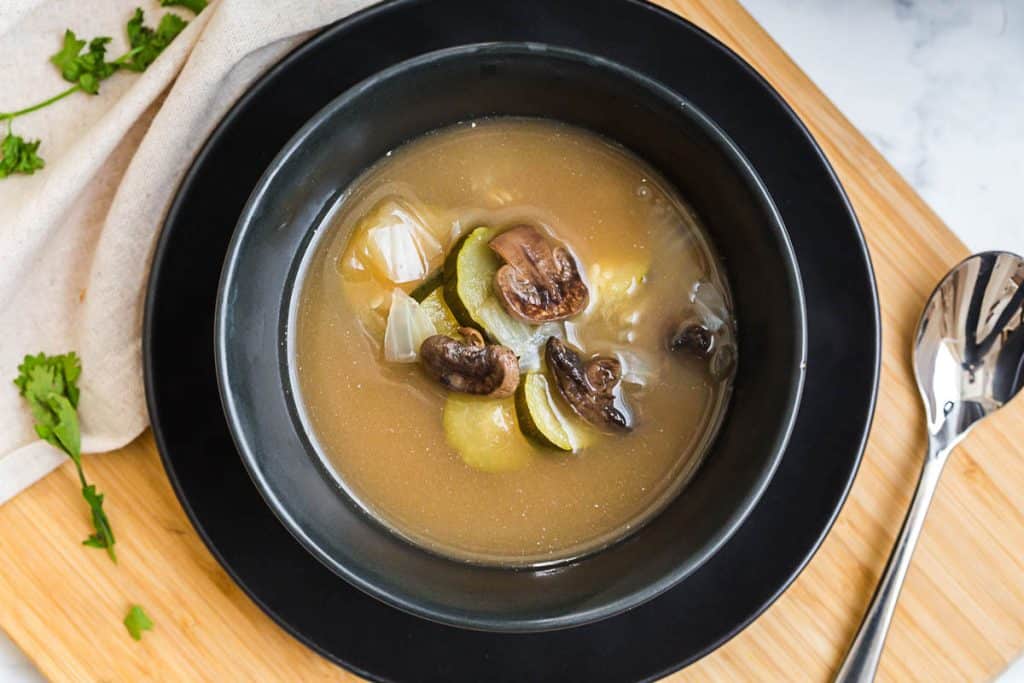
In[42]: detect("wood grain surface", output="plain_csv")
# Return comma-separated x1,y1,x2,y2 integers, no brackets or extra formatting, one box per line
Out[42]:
1,1,1022,681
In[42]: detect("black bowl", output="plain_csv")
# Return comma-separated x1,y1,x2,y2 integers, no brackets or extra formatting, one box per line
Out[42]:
215,42,806,632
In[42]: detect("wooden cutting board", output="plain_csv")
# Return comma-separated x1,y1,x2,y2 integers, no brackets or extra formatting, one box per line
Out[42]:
1,1,1022,681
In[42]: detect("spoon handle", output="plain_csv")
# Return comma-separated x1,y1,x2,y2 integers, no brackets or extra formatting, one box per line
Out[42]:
834,450,946,683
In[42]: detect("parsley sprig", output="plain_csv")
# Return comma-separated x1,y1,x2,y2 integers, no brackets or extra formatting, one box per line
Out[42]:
162,0,209,13
14,352,116,561
124,605,154,640
0,4,203,179
0,129,45,178
15,353,158,639
50,33,119,95
124,9,189,73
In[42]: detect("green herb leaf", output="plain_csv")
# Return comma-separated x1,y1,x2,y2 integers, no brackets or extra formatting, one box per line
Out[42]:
161,0,207,14
123,605,154,641
81,484,116,560
0,133,44,178
49,31,117,94
124,9,188,73
47,394,81,460
14,352,116,562
59,353,82,407
14,353,78,447
49,30,86,80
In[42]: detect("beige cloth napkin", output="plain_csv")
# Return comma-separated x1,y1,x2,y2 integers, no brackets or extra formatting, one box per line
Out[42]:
0,0,374,503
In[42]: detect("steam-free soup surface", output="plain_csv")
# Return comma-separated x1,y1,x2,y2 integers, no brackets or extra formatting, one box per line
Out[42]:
293,118,734,565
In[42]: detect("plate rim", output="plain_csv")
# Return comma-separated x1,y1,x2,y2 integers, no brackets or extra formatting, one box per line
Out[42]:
143,0,880,678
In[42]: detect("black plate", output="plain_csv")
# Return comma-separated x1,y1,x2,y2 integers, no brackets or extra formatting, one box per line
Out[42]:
144,0,879,680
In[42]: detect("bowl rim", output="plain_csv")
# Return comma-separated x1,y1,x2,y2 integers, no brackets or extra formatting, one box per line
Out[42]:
213,40,808,632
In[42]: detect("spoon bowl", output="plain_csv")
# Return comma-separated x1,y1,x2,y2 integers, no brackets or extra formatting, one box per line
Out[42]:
915,252,1024,452
837,251,1024,682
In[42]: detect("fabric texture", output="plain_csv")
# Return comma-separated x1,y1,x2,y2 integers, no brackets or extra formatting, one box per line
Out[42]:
0,0,374,503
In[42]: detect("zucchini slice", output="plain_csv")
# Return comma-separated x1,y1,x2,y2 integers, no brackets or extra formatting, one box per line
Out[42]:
515,373,574,451
418,285,461,338
443,227,500,331
443,394,532,472
409,268,444,302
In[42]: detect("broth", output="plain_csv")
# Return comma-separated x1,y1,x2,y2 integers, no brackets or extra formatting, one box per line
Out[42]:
292,118,735,565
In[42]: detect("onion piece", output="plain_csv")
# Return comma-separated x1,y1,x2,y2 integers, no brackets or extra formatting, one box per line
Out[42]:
475,298,564,372
615,348,662,387
383,288,437,363
363,200,443,284
690,280,729,332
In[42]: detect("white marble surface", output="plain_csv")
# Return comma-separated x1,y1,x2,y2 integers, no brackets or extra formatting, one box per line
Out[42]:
745,0,1024,255
0,637,40,683
1,1,1023,680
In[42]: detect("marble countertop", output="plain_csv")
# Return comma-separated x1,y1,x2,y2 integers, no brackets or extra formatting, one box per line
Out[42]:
1,1,1021,680
746,0,1024,256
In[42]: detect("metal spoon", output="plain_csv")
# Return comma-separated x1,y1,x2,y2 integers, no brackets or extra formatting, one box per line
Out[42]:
835,251,1024,682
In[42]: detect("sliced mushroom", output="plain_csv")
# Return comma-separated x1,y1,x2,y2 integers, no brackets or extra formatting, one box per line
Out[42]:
669,319,737,380
420,330,520,398
669,320,715,359
489,225,589,323
544,337,631,431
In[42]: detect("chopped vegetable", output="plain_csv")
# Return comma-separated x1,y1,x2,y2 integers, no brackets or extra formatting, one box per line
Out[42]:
410,269,444,302
443,394,532,472
615,348,661,387
475,297,549,367
443,226,500,331
361,199,444,284
13,352,116,561
341,198,449,340
418,286,461,338
690,280,730,332
338,253,390,341
123,605,154,641
515,373,590,451
589,260,648,312
383,288,436,363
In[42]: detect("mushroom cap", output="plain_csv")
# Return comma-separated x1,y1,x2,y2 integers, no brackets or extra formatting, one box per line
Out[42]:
420,333,520,398
544,337,631,431
489,225,589,323
669,320,715,359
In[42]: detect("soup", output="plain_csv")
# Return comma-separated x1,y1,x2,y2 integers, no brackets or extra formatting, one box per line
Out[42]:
292,118,736,566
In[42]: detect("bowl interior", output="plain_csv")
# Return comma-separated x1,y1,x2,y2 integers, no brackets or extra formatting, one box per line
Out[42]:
216,42,805,632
